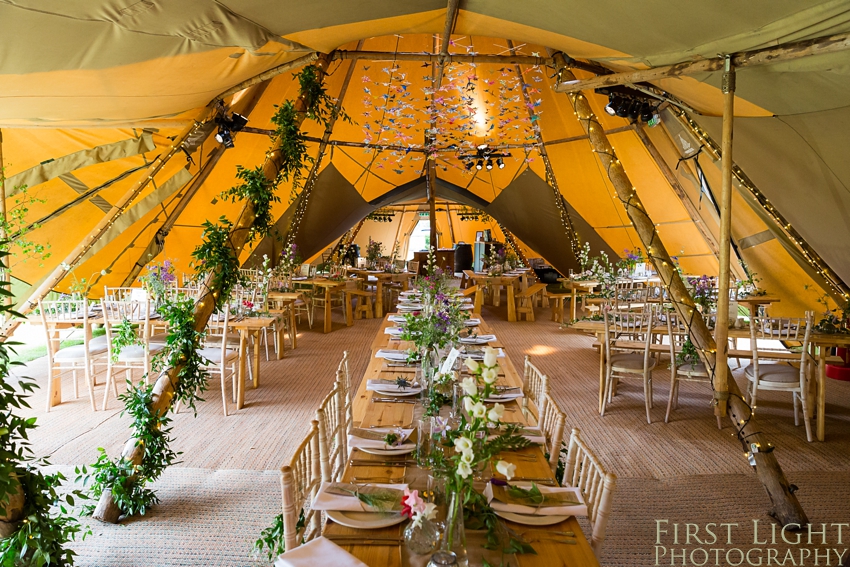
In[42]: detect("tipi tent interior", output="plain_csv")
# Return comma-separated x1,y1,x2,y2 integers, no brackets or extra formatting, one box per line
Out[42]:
1,2,849,566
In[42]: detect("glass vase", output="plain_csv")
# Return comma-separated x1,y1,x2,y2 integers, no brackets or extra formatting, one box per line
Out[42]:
442,491,468,566
404,517,441,555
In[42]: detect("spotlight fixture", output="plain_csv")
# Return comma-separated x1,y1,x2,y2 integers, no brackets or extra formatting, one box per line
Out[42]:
595,86,663,126
214,109,249,149
459,144,511,173
615,101,630,118
605,94,622,116
639,102,654,123
627,99,642,120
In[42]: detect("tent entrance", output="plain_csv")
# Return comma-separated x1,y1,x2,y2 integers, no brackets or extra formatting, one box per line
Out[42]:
407,218,431,260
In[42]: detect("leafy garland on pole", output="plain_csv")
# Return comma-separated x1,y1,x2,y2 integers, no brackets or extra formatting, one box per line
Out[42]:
0,246,89,566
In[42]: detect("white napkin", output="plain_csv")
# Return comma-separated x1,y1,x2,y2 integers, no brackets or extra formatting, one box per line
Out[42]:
388,315,407,323
464,318,481,326
464,348,506,359
484,483,588,517
459,304,474,310
274,536,369,567
367,379,420,393
484,389,522,401
347,430,415,451
312,482,408,512
383,327,404,336
459,334,496,344
375,349,410,361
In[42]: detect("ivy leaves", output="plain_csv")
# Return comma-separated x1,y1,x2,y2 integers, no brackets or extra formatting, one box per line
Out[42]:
220,165,281,243
191,216,244,308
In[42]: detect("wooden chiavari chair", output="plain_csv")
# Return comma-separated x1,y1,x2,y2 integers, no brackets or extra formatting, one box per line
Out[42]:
562,428,617,559
521,355,549,428
38,298,106,412
539,392,566,475
602,306,658,423
316,384,346,482
280,420,323,551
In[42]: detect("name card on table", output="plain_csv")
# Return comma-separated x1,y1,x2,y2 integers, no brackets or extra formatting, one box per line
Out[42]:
440,347,460,374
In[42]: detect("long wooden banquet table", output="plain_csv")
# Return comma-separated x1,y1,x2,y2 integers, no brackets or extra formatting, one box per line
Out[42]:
571,319,850,442
326,313,601,566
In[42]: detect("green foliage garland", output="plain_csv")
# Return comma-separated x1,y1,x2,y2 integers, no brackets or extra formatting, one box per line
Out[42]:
0,247,87,566
109,318,141,362
220,166,281,242
191,216,245,308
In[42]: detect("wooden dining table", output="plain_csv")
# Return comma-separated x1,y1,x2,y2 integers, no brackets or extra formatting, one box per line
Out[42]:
571,318,850,442
231,312,285,410
298,278,348,334
328,313,601,567
469,273,522,321
347,269,414,318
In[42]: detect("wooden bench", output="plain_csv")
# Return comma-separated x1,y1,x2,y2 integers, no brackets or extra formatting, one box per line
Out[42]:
547,290,572,323
515,283,549,322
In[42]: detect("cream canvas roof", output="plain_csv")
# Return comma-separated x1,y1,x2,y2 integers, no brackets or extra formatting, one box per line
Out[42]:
2,1,849,316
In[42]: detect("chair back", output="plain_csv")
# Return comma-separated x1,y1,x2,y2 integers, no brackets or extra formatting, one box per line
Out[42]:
562,427,617,558
316,385,345,482
407,261,420,274
280,420,323,551
101,298,153,361
393,259,406,271
39,298,91,359
205,304,231,359
103,286,146,302
615,285,650,311
748,311,813,382
337,351,351,394
603,307,655,362
539,392,566,475
522,355,549,427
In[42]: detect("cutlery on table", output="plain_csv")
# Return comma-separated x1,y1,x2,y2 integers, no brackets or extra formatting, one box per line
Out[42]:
349,459,416,466
371,398,416,404
520,530,575,537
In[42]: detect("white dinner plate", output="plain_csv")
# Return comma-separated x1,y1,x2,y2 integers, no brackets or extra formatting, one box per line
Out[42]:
372,388,421,398
358,445,416,456
326,510,406,529
493,510,569,526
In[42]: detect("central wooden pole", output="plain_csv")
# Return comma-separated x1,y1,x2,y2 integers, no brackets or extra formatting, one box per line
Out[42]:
553,52,807,527
714,57,735,418
0,128,9,306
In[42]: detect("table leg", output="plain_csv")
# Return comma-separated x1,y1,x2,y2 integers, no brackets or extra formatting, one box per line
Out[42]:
571,288,577,321
493,284,501,307
237,331,247,410
817,346,826,441
345,293,354,327
277,318,285,360
324,286,332,334
252,330,261,389
48,330,62,408
507,285,517,322
598,332,606,414
375,281,384,318
290,306,297,349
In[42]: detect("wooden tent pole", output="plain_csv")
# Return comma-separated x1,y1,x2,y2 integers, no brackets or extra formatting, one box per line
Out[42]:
121,83,271,286
553,52,807,526
0,129,8,305
512,41,580,259
556,31,850,93
714,57,736,417
0,106,215,341
93,53,332,523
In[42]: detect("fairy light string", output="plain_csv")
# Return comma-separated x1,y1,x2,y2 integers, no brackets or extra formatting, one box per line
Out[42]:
565,89,766,457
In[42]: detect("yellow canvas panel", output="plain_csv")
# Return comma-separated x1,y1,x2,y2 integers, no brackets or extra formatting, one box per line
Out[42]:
654,77,774,118
741,239,824,317
283,11,446,53
2,43,307,124
655,223,713,258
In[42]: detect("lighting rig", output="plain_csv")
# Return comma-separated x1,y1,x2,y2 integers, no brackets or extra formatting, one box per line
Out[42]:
460,144,510,172
596,86,661,127
214,107,249,148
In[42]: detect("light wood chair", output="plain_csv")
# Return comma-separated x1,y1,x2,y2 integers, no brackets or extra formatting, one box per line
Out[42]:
196,304,239,416
103,286,147,302
521,355,549,428
407,260,419,275
602,307,658,423
38,298,106,412
562,427,617,559
337,351,351,394
746,311,814,441
280,420,323,552
539,392,566,475
316,384,346,482
664,312,722,428
100,298,165,410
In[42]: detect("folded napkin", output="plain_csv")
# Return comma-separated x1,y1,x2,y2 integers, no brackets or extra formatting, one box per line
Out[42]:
348,428,415,451
274,536,368,567
312,482,407,512
483,391,524,404
459,304,474,310
487,426,544,445
464,318,481,326
463,347,506,359
485,482,587,517
383,327,404,336
375,349,410,361
366,379,420,393
459,334,497,344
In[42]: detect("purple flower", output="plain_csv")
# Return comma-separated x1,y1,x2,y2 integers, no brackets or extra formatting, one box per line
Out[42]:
489,478,508,487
